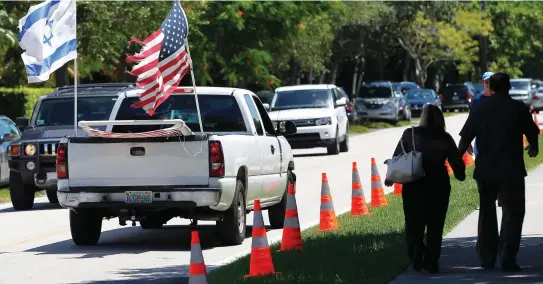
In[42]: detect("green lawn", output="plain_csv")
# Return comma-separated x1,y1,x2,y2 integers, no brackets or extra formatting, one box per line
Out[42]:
349,112,460,134
208,134,543,284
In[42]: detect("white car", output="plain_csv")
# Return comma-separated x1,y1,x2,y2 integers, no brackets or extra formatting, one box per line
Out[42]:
264,84,349,155
56,86,297,246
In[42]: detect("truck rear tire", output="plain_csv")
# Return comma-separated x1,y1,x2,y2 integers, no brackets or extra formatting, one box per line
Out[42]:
70,209,102,246
46,190,59,204
268,171,294,229
9,171,35,211
216,180,246,246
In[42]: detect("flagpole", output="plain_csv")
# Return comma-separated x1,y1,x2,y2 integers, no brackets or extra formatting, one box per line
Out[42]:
74,58,78,137
184,38,203,135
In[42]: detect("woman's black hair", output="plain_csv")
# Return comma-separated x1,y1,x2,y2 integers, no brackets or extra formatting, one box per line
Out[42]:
419,104,446,131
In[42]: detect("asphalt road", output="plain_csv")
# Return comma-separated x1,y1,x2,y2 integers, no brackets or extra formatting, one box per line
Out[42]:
0,113,472,284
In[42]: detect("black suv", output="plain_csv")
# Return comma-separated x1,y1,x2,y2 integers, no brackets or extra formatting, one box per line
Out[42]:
7,83,132,210
439,83,481,112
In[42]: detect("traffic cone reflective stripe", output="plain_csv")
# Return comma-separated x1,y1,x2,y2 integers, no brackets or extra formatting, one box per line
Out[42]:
189,231,208,284
351,162,372,216
319,173,339,231
245,200,279,278
281,184,303,251
370,158,389,207
394,183,402,195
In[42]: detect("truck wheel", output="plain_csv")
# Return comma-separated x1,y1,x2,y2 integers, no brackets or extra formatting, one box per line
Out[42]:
327,129,340,155
140,218,165,229
70,209,102,246
217,180,246,246
9,171,35,211
268,171,294,229
46,190,59,204
340,127,349,152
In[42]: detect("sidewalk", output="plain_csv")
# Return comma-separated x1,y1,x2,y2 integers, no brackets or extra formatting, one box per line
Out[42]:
391,165,543,284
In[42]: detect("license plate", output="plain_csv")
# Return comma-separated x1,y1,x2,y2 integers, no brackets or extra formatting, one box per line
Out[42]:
125,191,153,204
452,96,459,100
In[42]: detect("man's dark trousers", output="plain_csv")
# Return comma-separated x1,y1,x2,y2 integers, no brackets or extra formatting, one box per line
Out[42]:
476,178,526,267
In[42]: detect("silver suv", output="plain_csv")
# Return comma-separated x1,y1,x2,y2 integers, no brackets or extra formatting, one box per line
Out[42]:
355,82,407,124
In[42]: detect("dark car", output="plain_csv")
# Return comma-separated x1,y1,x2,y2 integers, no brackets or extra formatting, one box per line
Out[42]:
255,90,274,106
337,87,359,124
7,83,131,210
405,88,442,116
0,116,22,186
439,82,480,112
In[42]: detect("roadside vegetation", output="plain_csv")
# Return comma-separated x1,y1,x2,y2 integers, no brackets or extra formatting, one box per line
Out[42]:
350,111,460,134
208,134,543,284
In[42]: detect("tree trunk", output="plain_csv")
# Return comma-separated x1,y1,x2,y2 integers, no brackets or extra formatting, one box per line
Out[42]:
403,54,411,81
319,71,325,84
330,62,338,84
352,57,359,98
308,69,314,84
55,65,69,87
413,59,427,87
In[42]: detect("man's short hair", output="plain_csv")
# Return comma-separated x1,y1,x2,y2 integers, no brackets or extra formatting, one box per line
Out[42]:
489,72,511,94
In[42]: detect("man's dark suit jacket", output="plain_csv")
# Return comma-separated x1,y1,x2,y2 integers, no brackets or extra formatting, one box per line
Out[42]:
458,93,540,182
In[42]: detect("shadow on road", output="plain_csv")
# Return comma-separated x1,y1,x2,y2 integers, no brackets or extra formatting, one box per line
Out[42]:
25,224,270,259
392,235,543,283
0,201,63,213
73,264,218,284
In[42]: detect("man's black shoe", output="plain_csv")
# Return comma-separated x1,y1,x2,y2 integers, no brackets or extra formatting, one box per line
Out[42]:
502,262,521,272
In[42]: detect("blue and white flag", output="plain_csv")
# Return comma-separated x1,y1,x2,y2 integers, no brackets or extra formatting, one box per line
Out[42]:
18,0,77,83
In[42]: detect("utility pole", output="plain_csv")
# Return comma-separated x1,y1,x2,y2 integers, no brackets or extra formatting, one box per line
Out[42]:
479,0,488,73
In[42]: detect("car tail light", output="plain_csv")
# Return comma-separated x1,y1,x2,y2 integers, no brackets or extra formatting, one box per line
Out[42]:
345,104,353,112
533,96,540,100
209,141,224,177
56,143,68,179
466,93,473,101
440,95,445,102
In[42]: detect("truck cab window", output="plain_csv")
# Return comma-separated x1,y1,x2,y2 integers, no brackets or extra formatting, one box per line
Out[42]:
244,94,264,135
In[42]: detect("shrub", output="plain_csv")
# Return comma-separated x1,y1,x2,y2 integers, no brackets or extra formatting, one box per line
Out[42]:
0,87,54,120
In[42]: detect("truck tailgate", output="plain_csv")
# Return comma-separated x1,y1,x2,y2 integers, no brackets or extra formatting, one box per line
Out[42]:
67,139,209,187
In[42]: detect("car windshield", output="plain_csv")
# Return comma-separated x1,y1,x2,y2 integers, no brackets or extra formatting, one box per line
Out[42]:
271,89,332,111
406,89,434,99
34,96,117,127
113,94,247,133
358,86,392,98
511,81,530,90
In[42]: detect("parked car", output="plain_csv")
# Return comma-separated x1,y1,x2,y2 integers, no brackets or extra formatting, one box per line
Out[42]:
7,83,127,210
255,90,274,106
391,82,418,120
337,87,359,124
405,88,442,116
0,116,22,186
439,83,479,112
267,84,349,155
530,87,543,113
356,82,410,124
57,86,297,246
510,78,541,108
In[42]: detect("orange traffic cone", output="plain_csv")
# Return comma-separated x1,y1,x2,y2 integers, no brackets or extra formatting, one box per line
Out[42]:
524,135,528,147
462,153,474,166
445,161,453,174
351,162,373,216
394,183,403,195
189,231,208,284
245,200,279,278
533,111,541,134
370,158,389,207
280,184,303,251
319,173,339,231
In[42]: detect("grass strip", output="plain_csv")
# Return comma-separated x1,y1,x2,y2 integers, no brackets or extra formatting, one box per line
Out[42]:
208,134,543,284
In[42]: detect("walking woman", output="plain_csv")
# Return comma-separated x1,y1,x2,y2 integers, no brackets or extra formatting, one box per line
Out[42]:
385,104,466,273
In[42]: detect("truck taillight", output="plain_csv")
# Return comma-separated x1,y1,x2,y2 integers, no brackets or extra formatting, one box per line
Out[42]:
56,143,68,179
209,141,224,177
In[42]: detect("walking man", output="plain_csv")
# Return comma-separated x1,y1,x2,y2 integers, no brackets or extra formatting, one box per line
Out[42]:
457,72,539,272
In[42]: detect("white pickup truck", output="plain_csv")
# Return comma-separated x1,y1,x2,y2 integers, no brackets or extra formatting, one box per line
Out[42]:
56,86,298,246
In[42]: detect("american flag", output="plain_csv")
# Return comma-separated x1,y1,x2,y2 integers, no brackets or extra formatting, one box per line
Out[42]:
80,124,188,138
126,1,191,116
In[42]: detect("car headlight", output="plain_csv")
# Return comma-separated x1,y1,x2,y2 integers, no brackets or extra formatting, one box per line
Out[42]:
24,144,36,156
315,117,332,126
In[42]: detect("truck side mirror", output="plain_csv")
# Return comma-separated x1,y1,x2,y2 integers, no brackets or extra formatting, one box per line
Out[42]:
2,133,14,143
276,121,297,136
16,117,29,129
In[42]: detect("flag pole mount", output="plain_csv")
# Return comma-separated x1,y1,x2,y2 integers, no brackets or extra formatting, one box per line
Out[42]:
184,38,203,136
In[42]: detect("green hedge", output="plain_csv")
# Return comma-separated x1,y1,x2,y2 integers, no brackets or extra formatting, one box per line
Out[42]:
0,87,54,120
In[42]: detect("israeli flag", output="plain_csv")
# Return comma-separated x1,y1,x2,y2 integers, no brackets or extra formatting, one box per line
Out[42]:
18,0,77,83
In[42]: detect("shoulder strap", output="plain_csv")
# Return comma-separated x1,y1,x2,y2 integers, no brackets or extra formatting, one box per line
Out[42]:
400,127,416,154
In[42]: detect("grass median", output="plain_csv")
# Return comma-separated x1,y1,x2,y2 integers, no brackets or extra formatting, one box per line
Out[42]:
350,112,460,134
208,134,543,284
